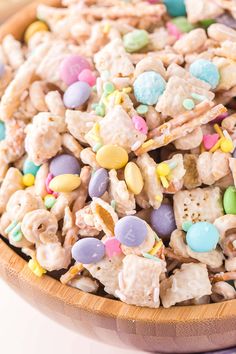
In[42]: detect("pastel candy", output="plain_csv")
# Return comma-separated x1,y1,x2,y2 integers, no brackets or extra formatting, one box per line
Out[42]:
78,69,96,87
24,21,49,44
134,71,166,105
104,238,122,259
132,115,148,134
49,174,81,193
223,186,236,215
163,0,186,17
150,204,176,240
23,159,40,176
63,81,91,109
0,62,5,79
189,59,220,89
171,17,195,33
166,22,182,39
124,162,144,195
0,121,6,141
186,222,220,253
216,14,236,29
115,216,147,247
49,154,81,176
203,134,219,150
88,168,109,198
123,30,149,53
96,145,128,170
60,55,91,85
72,238,105,264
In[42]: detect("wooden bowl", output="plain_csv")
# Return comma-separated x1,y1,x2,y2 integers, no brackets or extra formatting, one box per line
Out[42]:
1,2,236,353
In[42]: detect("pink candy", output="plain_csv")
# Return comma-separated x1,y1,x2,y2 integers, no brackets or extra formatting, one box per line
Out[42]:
59,55,91,86
132,115,148,135
211,111,229,124
166,22,182,39
78,69,96,87
203,134,219,150
45,173,58,197
104,238,122,259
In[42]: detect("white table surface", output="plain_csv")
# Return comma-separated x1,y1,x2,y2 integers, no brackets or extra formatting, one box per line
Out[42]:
0,278,147,354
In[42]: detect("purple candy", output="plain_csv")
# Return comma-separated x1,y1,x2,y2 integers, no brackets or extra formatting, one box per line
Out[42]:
60,55,91,86
89,168,109,198
233,149,236,158
63,81,91,109
72,238,105,264
49,154,81,176
216,14,236,29
0,62,5,79
150,204,176,240
115,216,147,247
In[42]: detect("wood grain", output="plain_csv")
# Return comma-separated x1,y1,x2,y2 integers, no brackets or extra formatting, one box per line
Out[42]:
0,2,236,353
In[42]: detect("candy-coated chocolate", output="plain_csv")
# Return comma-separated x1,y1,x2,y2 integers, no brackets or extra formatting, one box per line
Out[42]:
123,29,149,53
134,71,166,105
0,121,6,141
44,195,56,209
223,186,236,215
22,173,35,187
49,174,81,193
63,81,91,108
104,238,122,258
124,162,144,195
96,145,128,170
189,59,220,89
24,21,49,43
115,216,147,247
78,69,96,87
88,168,109,198
186,222,220,252
60,55,91,85
150,204,176,240
72,238,105,264
23,159,40,176
132,115,148,135
166,22,182,39
163,0,186,17
49,154,81,176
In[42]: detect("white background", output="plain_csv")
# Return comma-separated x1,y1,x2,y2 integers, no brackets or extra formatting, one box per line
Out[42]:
0,278,147,354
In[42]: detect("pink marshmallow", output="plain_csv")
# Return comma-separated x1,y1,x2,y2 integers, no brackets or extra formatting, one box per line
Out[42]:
132,115,148,135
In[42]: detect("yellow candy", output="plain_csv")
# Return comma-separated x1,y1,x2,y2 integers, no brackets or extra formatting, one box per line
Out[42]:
220,138,234,153
156,162,171,177
124,162,144,195
49,174,81,192
23,173,35,187
24,21,49,44
28,259,46,277
96,144,128,170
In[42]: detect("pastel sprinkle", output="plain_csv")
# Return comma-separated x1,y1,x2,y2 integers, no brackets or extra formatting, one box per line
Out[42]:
92,142,103,152
142,252,161,262
5,220,18,234
182,221,193,232
95,104,105,117
11,231,23,242
103,82,115,95
183,98,195,110
111,200,116,210
137,104,149,114
104,238,122,258
44,195,56,209
191,92,207,102
28,258,46,277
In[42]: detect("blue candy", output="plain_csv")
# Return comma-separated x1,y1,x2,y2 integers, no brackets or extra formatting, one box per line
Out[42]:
23,159,40,176
0,121,5,141
189,59,220,89
186,222,220,253
163,0,186,17
133,71,166,105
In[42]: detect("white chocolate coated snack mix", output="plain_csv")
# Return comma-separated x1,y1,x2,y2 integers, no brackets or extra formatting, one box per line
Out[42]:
2,0,236,308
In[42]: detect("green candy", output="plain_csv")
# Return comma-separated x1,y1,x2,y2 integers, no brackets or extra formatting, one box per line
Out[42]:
23,159,40,176
44,196,56,209
199,19,216,29
123,30,149,53
172,17,195,33
223,186,236,215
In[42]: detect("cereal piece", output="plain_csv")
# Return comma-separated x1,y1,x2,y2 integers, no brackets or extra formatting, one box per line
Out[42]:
50,191,79,221
162,154,186,194
91,197,118,236
225,258,236,272
173,29,207,55
45,91,65,116
117,254,163,308
134,57,166,79
160,263,212,308
174,127,203,150
36,241,72,271
2,34,24,70
173,187,224,228
85,254,124,296
185,0,223,24
69,276,99,293
73,166,91,213
61,133,83,159
21,209,58,244
80,147,100,170
229,157,236,187
183,154,202,190
0,119,26,163
0,168,23,214
211,281,236,302
108,169,136,216
34,163,48,198
94,38,134,77
136,153,163,209
65,109,100,144
76,205,101,237
213,57,236,91
29,81,48,112
208,23,236,42
197,151,230,185
214,40,236,61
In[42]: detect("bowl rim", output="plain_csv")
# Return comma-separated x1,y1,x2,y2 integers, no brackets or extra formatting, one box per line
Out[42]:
0,0,236,326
